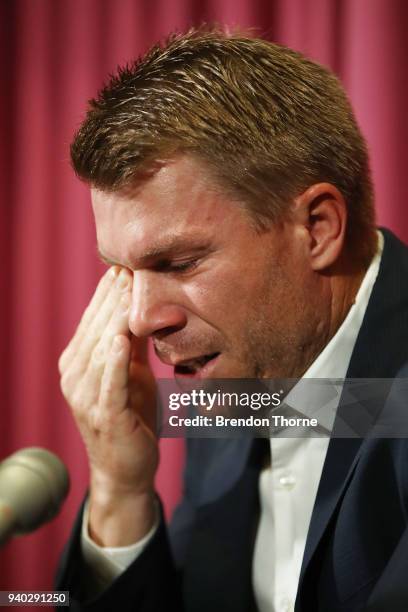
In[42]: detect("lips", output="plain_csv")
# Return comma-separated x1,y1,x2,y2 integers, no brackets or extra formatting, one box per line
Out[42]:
174,352,220,377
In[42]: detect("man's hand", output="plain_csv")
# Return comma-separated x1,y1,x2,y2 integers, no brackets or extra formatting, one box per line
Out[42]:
59,267,159,546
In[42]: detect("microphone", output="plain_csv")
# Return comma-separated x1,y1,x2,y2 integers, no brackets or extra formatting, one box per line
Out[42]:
0,447,70,546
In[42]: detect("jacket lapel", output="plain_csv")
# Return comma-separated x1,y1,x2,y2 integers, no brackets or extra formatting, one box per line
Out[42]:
183,438,268,612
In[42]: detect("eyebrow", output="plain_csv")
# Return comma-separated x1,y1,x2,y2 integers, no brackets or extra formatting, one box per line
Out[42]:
97,236,213,269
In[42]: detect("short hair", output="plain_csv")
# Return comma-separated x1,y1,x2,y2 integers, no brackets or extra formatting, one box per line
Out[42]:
71,27,377,264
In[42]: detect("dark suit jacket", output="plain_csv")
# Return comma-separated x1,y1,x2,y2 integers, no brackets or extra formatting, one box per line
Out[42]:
56,229,408,612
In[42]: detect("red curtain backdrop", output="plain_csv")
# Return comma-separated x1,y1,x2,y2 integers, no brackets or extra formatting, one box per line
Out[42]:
1,0,407,602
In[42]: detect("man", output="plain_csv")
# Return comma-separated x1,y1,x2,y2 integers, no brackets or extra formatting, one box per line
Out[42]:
56,28,408,611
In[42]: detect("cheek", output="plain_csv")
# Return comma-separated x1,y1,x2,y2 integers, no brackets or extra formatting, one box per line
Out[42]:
181,263,263,325
182,275,231,316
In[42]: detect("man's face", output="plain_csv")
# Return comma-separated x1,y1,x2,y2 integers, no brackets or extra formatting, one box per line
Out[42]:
92,156,325,379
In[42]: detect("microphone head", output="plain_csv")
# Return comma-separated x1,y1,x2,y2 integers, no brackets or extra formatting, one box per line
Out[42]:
0,447,70,533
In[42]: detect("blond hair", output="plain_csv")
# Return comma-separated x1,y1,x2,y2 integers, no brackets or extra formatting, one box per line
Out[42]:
71,27,377,263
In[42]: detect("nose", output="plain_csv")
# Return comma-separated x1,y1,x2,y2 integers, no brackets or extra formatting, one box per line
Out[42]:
128,270,188,338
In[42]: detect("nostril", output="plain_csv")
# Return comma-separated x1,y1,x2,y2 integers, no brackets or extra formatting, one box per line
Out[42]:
153,325,186,340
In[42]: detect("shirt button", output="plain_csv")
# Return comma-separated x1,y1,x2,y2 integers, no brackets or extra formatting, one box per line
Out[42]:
279,473,296,489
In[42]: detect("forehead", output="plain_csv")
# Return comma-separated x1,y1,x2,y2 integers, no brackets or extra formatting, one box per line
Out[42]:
91,156,248,265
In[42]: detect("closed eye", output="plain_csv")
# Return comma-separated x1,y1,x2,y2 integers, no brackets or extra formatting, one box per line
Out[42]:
155,258,200,273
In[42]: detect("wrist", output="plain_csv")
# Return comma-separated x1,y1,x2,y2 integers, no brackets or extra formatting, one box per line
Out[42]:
88,488,157,547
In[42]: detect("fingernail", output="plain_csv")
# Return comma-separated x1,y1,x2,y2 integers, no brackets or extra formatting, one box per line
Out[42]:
112,336,124,353
118,269,130,288
109,266,119,279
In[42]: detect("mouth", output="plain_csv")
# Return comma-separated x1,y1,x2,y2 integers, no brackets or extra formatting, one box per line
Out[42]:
174,352,221,378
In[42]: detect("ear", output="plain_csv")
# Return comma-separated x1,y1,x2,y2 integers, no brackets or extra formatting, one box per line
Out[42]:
293,182,347,271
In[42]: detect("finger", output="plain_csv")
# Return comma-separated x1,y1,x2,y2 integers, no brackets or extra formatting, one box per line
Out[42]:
59,266,119,372
69,267,128,358
61,268,131,375
60,291,131,419
99,334,132,416
128,360,157,435
75,267,120,338
80,292,132,401
76,275,130,369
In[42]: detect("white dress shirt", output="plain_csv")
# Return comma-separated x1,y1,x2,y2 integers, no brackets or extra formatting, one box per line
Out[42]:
82,234,383,611
254,233,383,612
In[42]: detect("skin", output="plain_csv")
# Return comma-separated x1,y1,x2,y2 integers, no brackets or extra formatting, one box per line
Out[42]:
59,155,366,546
